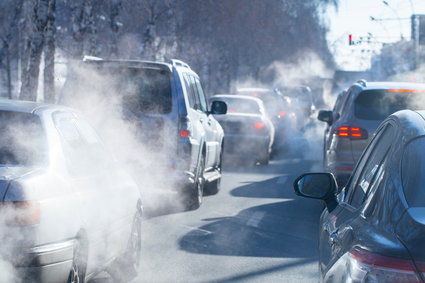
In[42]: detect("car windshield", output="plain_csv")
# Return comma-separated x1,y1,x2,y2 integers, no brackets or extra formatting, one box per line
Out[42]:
217,97,261,114
402,137,425,207
0,111,46,166
354,90,425,120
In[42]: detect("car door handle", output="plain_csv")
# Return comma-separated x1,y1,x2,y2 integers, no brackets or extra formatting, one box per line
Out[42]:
329,231,339,246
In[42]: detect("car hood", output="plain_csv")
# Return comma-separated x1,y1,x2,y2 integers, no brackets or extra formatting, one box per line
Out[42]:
0,166,40,200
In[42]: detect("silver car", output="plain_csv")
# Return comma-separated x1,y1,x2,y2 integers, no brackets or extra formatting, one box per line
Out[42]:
318,80,425,185
0,100,143,282
209,95,275,165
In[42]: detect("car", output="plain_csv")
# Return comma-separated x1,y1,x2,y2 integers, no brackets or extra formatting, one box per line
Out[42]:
277,85,315,125
61,57,227,210
294,109,425,282
0,99,143,283
235,87,290,152
208,94,275,165
318,80,425,185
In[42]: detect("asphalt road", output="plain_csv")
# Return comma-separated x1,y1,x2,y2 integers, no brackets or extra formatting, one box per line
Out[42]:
91,129,325,283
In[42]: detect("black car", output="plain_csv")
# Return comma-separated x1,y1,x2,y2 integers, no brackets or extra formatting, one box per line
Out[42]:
294,109,425,282
61,57,227,210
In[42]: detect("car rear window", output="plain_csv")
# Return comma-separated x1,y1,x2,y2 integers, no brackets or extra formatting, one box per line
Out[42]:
0,111,46,165
216,97,261,114
354,90,425,120
237,91,284,117
118,68,172,114
402,137,425,207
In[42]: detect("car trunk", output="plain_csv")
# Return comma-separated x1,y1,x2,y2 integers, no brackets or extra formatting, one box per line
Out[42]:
0,167,39,200
395,207,425,273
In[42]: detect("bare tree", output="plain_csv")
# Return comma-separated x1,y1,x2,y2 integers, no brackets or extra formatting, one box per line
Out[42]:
43,0,56,103
20,0,52,101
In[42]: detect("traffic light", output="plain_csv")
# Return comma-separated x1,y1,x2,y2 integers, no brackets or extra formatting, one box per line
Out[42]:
349,34,353,45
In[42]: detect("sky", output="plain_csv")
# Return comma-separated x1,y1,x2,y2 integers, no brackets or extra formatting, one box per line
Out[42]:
326,0,425,70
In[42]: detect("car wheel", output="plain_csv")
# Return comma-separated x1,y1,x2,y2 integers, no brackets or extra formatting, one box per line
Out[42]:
187,154,205,210
204,152,222,196
108,213,142,282
257,150,270,165
67,240,87,283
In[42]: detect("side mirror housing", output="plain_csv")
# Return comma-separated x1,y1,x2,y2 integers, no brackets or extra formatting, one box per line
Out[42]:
318,110,333,125
210,101,227,115
293,172,338,212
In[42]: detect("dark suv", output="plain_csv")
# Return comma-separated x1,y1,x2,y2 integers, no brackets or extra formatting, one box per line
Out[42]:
318,80,425,185
61,57,227,210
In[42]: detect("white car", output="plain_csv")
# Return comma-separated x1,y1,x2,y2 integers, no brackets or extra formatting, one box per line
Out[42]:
0,100,143,283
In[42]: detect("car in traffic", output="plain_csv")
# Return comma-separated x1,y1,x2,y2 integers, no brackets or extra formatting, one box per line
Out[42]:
0,99,143,283
318,80,425,185
209,94,274,165
294,109,425,282
235,87,292,153
61,57,227,210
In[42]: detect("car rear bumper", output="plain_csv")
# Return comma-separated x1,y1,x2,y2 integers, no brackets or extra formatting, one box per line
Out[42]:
4,239,74,283
224,135,270,156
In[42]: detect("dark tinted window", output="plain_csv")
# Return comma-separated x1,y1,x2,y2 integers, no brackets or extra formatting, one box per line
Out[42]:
117,68,172,114
402,137,425,207
0,111,46,165
348,124,395,207
354,90,425,120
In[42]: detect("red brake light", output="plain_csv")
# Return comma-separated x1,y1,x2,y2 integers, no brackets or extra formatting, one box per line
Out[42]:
350,247,416,271
336,126,367,139
180,129,189,137
228,109,236,113
388,89,425,93
254,122,265,129
279,111,285,117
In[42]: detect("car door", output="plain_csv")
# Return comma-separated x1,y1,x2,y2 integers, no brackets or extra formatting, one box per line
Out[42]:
319,122,396,278
192,76,219,170
53,112,119,269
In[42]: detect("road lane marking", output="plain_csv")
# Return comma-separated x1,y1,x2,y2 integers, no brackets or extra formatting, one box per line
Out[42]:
246,211,266,228
277,175,288,184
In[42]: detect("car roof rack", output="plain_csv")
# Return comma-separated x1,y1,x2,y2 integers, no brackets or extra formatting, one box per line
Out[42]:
82,55,104,62
171,59,191,69
356,79,367,87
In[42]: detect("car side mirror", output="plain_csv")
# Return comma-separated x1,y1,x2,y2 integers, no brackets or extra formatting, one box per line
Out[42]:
293,172,338,212
318,110,333,125
210,101,227,115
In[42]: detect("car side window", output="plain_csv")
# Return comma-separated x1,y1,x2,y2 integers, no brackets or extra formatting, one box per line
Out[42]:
183,73,198,110
194,77,208,113
348,124,395,207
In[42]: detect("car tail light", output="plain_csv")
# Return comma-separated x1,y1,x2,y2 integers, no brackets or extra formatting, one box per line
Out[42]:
336,126,368,139
179,117,191,138
254,122,265,129
179,129,189,137
279,111,285,117
346,247,422,283
0,201,41,226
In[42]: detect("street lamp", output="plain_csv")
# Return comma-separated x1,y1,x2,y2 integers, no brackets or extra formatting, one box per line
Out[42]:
382,0,404,40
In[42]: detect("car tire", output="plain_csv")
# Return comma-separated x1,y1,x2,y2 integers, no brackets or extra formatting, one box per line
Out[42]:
204,151,222,196
186,154,205,210
108,213,142,282
257,150,270,165
67,239,87,283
